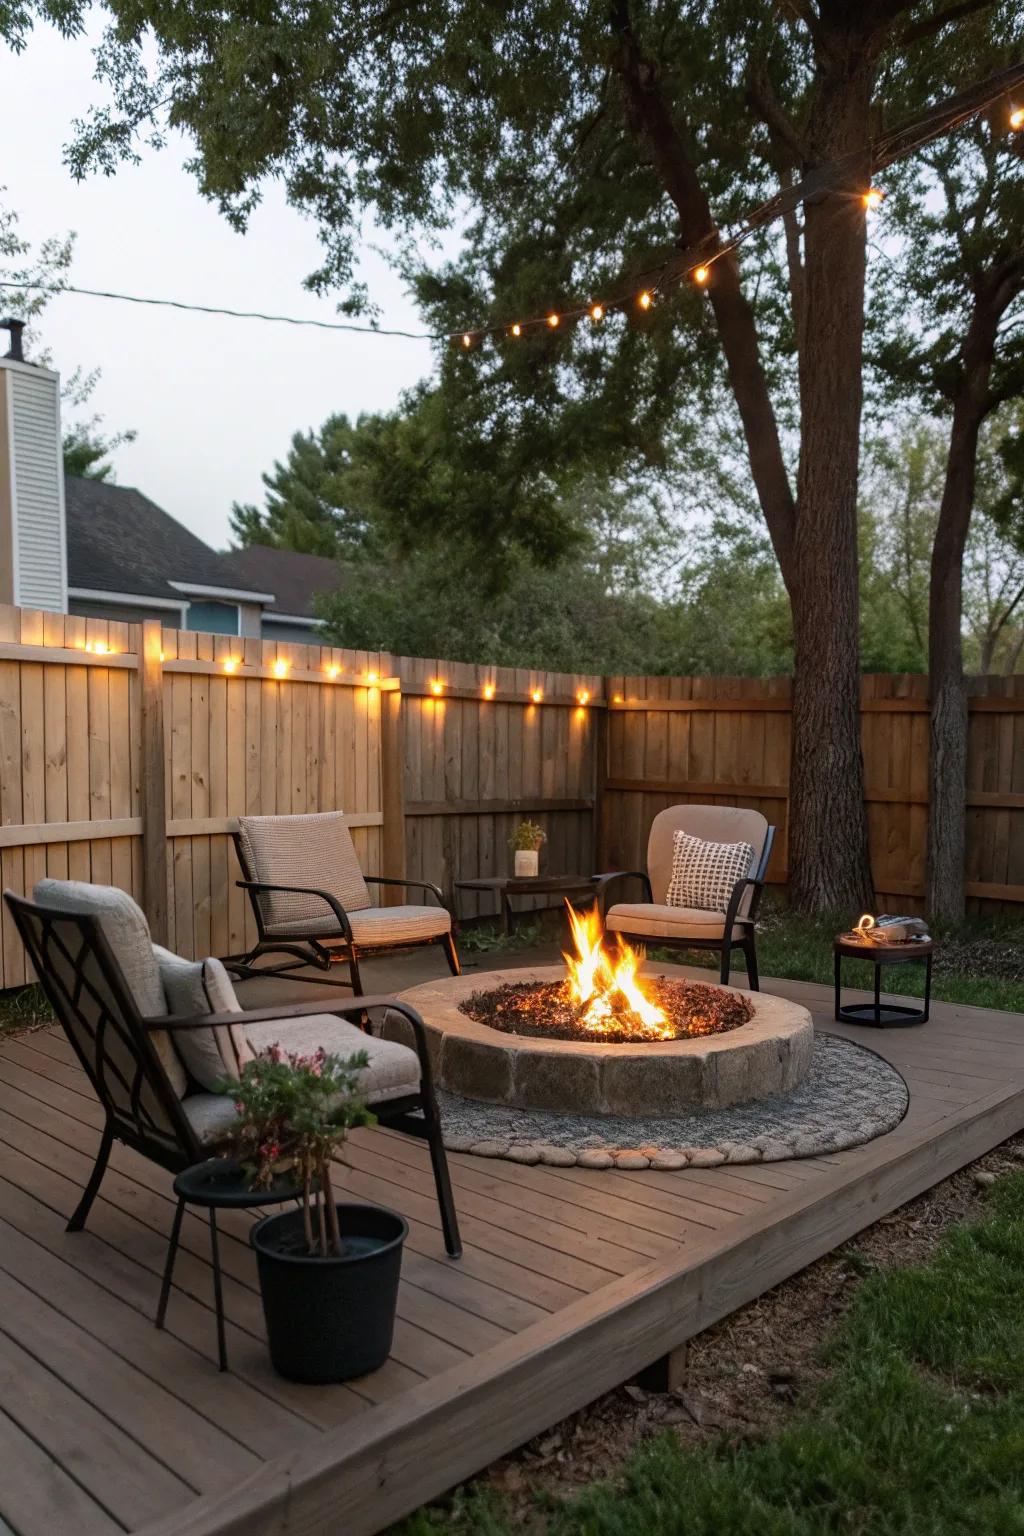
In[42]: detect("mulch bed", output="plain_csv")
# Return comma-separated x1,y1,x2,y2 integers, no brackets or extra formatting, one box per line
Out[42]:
460,977,753,1043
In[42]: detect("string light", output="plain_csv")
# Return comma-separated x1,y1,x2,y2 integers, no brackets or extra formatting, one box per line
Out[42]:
590,303,604,322
85,640,110,654
483,682,496,699
159,650,165,662
531,687,543,703
693,265,711,286
223,657,238,674
272,658,288,678
638,290,652,310
366,670,379,685
511,322,522,337
1011,106,1024,130
613,693,623,704
862,187,885,210
430,679,445,697
326,665,340,680
547,312,560,328
577,688,590,705
461,332,472,348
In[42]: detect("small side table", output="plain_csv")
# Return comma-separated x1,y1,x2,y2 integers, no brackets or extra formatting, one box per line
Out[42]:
156,1157,303,1371
833,936,933,1028
455,874,599,934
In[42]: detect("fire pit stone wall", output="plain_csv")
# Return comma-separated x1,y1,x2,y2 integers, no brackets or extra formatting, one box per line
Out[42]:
392,966,814,1116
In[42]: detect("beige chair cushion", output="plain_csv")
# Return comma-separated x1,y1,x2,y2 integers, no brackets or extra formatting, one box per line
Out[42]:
155,949,253,1091
265,903,450,946
243,1012,421,1105
647,806,768,914
237,811,371,930
34,878,189,1100
182,1092,240,1147
606,902,750,942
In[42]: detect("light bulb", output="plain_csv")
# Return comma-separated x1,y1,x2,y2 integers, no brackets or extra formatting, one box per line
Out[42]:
590,303,604,322
511,323,522,337
638,290,652,310
223,658,238,674
693,265,710,286
547,313,559,328
531,687,543,703
577,689,590,705
326,665,340,680
1010,106,1024,130
483,683,496,700
862,187,884,211
462,333,472,348
272,658,288,678
430,679,445,697
366,670,378,685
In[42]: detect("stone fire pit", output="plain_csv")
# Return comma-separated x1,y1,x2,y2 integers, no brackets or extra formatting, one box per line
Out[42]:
394,965,814,1116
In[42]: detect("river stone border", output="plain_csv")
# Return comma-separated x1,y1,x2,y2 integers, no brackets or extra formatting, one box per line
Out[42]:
434,1035,908,1169
394,966,814,1115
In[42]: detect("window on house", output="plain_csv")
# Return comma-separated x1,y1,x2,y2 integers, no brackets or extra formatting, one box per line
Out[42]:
186,600,240,635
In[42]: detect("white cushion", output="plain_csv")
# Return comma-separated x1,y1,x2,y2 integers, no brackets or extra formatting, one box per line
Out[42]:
155,949,251,1091
237,811,371,928
243,1012,421,1105
665,832,753,912
265,904,451,946
606,902,750,941
182,1092,240,1147
34,879,188,1099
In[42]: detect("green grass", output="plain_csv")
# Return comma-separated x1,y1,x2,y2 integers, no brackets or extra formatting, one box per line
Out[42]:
652,901,1024,1013
0,983,51,1036
400,1173,1024,1536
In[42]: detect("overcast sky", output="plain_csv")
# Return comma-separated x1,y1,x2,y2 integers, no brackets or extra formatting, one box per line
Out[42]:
0,20,437,549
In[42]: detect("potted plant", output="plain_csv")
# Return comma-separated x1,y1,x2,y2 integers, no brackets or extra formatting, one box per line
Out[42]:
510,819,546,878
219,1043,408,1383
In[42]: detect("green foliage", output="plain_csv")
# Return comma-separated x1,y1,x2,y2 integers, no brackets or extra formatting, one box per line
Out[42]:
401,1170,1024,1535
510,821,546,853
218,1043,374,1256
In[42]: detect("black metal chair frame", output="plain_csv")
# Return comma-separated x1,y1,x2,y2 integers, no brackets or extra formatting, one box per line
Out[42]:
231,831,461,994
3,891,462,1260
593,825,777,991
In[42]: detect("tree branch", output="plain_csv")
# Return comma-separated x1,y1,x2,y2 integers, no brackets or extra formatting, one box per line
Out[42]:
607,0,797,580
899,0,995,48
746,70,808,165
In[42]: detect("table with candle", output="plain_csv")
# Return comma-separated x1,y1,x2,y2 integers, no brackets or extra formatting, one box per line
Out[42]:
833,913,933,1028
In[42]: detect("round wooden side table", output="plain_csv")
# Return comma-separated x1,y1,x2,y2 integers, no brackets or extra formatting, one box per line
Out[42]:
155,1156,303,1371
833,935,933,1028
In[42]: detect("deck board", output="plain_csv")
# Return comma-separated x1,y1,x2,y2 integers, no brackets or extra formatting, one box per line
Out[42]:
1,968,1023,1536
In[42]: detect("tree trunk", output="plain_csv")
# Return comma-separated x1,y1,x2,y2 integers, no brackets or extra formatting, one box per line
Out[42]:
787,60,875,913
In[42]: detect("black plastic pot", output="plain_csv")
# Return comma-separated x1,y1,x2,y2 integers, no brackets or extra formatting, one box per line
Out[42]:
250,1201,407,1382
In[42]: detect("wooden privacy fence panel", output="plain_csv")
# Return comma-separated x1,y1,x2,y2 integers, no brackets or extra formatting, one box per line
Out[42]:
5,603,1024,990
602,672,1024,913
399,657,603,919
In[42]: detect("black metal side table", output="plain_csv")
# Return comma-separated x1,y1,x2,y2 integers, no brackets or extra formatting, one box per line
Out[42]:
156,1157,302,1371
833,936,933,1028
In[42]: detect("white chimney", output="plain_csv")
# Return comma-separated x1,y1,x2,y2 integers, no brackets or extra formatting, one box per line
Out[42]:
0,323,68,613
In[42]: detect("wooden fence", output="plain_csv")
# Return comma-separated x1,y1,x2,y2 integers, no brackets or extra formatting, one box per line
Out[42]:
0,603,1022,988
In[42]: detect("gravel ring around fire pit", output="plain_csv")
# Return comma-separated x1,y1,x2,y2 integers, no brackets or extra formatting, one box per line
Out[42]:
435,1035,908,1169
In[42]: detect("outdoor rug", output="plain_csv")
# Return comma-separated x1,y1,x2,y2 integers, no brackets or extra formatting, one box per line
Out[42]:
438,1034,908,1169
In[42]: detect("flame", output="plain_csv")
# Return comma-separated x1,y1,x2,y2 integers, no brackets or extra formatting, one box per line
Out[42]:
562,904,670,1037
854,913,876,939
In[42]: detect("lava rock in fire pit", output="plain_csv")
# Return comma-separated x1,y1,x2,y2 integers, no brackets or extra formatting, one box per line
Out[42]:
460,977,753,1044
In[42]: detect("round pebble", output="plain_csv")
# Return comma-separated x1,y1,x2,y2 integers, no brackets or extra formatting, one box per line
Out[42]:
469,1140,509,1158
506,1143,541,1165
687,1148,726,1168
725,1144,762,1163
577,1149,616,1170
444,1135,475,1153
649,1150,689,1171
536,1145,577,1167
614,1152,650,1170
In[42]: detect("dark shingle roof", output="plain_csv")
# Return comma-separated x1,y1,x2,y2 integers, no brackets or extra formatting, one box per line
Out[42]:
65,478,265,601
225,544,346,618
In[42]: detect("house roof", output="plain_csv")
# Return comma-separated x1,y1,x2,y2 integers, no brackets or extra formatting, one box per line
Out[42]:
64,478,267,604
226,544,346,619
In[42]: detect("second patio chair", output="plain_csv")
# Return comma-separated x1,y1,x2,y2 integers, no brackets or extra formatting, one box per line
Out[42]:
233,810,460,993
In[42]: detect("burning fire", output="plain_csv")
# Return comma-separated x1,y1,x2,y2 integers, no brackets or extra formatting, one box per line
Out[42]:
563,904,671,1038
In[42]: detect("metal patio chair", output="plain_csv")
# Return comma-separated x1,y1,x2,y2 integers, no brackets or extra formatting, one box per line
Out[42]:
595,805,776,990
232,810,460,994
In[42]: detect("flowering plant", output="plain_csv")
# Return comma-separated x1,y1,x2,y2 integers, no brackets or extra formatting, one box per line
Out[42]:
219,1044,374,1257
510,819,547,852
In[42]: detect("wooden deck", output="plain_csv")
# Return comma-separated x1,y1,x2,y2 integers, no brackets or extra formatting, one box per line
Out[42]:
0,969,1022,1536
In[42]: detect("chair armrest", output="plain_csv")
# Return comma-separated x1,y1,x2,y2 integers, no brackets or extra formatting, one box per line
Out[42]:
235,880,353,940
362,875,447,908
592,870,654,909
145,995,438,1090
723,876,764,931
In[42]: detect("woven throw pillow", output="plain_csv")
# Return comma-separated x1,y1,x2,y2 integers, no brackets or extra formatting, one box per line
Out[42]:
155,949,252,1091
665,831,754,913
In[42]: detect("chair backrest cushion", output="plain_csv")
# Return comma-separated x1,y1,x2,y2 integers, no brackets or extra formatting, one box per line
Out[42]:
236,811,371,929
154,948,253,1092
647,807,769,910
33,879,188,1099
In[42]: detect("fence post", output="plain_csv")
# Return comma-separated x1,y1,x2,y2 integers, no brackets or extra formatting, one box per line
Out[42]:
380,682,407,902
140,620,168,945
593,676,609,873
